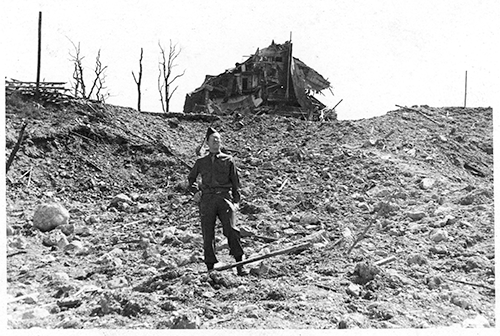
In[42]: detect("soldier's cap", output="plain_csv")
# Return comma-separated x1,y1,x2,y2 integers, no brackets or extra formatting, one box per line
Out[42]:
205,127,220,141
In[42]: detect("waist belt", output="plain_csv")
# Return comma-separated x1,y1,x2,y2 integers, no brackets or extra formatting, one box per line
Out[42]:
203,187,230,194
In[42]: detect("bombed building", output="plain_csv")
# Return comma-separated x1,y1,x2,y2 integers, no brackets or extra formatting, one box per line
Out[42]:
183,40,334,118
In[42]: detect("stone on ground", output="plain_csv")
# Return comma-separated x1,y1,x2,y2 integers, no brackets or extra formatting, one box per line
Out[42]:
33,203,70,232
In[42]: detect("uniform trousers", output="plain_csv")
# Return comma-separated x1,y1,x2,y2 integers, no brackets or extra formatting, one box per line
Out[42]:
199,192,243,265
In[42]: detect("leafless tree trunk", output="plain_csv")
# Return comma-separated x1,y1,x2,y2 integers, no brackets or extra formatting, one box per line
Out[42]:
132,48,143,111
158,40,185,112
158,59,165,112
87,49,108,102
69,41,86,98
68,40,108,102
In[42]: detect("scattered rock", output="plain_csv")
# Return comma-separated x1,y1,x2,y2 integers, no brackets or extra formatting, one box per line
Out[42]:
442,215,458,225
249,260,272,276
136,203,154,212
458,193,475,205
107,276,129,289
160,300,178,311
346,283,362,297
22,307,51,320
8,236,28,249
299,212,320,225
59,223,75,236
74,225,92,236
450,292,474,309
109,193,133,208
338,313,369,329
407,254,428,266
430,244,448,255
406,210,427,221
33,203,70,232
374,201,400,216
57,298,82,309
464,255,491,272
420,178,436,190
84,215,99,224
429,228,448,242
57,235,70,250
367,302,395,320
366,186,392,198
42,230,68,247
461,314,490,328
52,272,70,282
433,205,454,216
426,275,444,289
169,311,202,329
353,261,379,284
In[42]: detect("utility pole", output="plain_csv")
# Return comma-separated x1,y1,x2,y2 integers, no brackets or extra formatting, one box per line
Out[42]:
285,31,292,100
36,11,42,97
463,70,467,108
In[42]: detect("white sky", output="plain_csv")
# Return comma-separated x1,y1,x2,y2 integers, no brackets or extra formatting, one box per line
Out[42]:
1,0,499,120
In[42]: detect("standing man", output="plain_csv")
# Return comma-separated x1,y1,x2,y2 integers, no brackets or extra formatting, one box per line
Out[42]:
188,127,248,276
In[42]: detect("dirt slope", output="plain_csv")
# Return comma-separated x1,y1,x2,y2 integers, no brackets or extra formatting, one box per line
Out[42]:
5,93,495,329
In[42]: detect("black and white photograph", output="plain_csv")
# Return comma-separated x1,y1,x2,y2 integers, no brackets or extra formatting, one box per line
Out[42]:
2,0,497,332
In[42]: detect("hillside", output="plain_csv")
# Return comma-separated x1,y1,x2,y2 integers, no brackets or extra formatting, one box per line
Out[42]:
5,92,495,329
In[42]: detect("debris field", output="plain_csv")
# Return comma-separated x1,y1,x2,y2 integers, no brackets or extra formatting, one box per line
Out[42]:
4,93,495,329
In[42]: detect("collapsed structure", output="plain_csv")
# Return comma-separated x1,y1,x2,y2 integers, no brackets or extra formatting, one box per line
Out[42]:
183,40,334,119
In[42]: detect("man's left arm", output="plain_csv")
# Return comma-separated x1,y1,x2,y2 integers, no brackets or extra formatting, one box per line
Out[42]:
229,158,241,204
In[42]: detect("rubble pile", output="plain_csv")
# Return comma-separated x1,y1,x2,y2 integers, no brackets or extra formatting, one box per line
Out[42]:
5,93,494,329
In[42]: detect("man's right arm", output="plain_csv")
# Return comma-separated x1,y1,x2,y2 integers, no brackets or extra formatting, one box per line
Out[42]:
187,161,199,193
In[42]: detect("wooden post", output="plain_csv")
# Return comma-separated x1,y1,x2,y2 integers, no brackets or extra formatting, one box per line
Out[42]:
285,32,292,100
463,70,467,108
36,11,42,97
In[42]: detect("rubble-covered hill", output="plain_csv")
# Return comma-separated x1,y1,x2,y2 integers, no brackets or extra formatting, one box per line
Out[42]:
5,92,495,329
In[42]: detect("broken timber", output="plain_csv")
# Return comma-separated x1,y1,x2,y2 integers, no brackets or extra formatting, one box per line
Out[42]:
396,104,440,125
373,255,396,266
213,242,312,272
6,122,27,173
446,277,494,292
346,220,375,255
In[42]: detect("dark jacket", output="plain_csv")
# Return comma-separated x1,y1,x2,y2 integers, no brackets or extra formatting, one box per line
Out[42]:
188,152,241,203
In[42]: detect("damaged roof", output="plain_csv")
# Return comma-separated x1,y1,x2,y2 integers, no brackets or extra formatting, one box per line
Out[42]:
183,40,332,114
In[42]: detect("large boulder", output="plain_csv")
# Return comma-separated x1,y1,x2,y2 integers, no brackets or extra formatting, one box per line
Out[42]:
33,203,70,232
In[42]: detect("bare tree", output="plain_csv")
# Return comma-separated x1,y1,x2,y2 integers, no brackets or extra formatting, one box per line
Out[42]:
87,49,109,102
69,41,86,98
68,40,109,102
158,40,185,112
132,48,143,111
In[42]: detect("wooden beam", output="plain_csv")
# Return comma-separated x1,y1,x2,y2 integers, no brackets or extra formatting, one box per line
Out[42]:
213,242,312,272
396,104,440,125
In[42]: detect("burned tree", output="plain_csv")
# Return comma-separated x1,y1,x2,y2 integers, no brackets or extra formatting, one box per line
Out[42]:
132,47,144,111
158,40,185,112
68,41,109,102
87,49,109,102
69,41,86,98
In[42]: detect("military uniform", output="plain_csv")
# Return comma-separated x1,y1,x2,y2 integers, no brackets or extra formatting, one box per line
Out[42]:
188,146,246,274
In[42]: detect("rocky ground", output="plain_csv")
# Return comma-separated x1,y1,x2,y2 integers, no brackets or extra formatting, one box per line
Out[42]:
4,92,495,329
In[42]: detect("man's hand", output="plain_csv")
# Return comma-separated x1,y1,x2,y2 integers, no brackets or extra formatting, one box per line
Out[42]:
195,145,203,156
193,191,202,203
188,182,199,194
